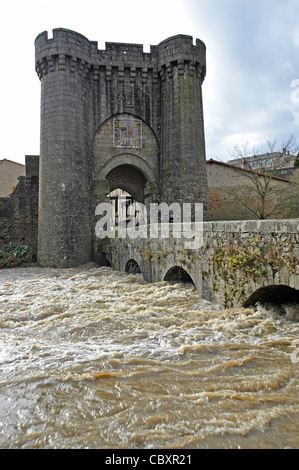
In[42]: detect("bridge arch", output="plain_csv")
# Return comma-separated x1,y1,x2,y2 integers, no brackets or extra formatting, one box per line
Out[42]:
164,266,195,285
243,285,299,310
125,259,142,274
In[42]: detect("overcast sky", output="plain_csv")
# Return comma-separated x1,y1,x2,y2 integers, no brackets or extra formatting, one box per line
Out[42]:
1,0,299,165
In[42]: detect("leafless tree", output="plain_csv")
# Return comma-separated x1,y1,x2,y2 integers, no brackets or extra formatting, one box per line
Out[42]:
225,136,299,220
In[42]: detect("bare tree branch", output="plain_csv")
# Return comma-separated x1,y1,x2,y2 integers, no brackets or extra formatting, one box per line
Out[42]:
224,137,299,219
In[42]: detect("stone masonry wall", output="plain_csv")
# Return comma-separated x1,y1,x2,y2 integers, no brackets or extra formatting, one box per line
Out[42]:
0,156,39,253
208,187,299,221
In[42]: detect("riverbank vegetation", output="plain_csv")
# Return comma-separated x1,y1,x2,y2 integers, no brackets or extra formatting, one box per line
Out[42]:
0,242,36,268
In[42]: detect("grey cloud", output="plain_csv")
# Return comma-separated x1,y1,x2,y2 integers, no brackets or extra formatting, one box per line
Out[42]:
190,0,299,159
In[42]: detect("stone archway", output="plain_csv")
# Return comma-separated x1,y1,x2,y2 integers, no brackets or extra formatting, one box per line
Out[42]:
125,259,141,274
105,164,147,203
106,164,148,229
243,285,299,310
164,266,195,285
92,113,160,204
92,114,160,258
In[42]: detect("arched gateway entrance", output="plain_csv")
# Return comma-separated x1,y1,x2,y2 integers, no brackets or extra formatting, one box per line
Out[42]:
92,113,159,252
106,165,147,203
92,114,159,199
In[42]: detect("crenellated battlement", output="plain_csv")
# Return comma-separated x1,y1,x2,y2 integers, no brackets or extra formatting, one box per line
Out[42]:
35,28,95,60
35,29,206,82
155,35,206,84
35,28,94,79
156,34,205,65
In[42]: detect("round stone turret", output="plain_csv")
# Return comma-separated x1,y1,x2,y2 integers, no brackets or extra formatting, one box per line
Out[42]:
35,29,94,267
156,35,208,213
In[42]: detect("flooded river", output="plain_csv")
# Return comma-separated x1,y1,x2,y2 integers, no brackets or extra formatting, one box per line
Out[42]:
0,263,299,449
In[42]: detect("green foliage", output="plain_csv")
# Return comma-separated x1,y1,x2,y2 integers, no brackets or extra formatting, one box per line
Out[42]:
294,154,299,169
214,246,266,277
0,242,36,268
213,235,297,308
213,238,268,307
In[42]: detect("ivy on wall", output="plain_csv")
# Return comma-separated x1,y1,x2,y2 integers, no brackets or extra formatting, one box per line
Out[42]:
212,236,297,308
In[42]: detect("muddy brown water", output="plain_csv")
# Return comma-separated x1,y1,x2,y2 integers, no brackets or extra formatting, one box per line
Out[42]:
0,264,299,449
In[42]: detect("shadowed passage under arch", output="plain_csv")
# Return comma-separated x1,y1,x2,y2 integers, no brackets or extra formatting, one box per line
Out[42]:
125,259,141,274
106,164,147,203
243,285,299,309
164,266,194,285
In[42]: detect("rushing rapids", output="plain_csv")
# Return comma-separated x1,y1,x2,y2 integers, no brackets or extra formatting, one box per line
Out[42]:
0,263,299,449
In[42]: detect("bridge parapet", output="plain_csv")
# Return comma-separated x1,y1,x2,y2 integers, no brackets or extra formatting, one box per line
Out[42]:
97,219,299,309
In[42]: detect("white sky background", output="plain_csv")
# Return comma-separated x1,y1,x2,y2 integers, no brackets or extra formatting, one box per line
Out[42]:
0,0,299,165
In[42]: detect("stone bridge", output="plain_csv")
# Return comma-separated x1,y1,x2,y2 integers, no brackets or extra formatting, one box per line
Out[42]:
98,219,299,309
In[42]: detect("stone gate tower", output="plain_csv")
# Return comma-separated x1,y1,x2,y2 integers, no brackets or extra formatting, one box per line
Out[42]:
35,28,208,267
